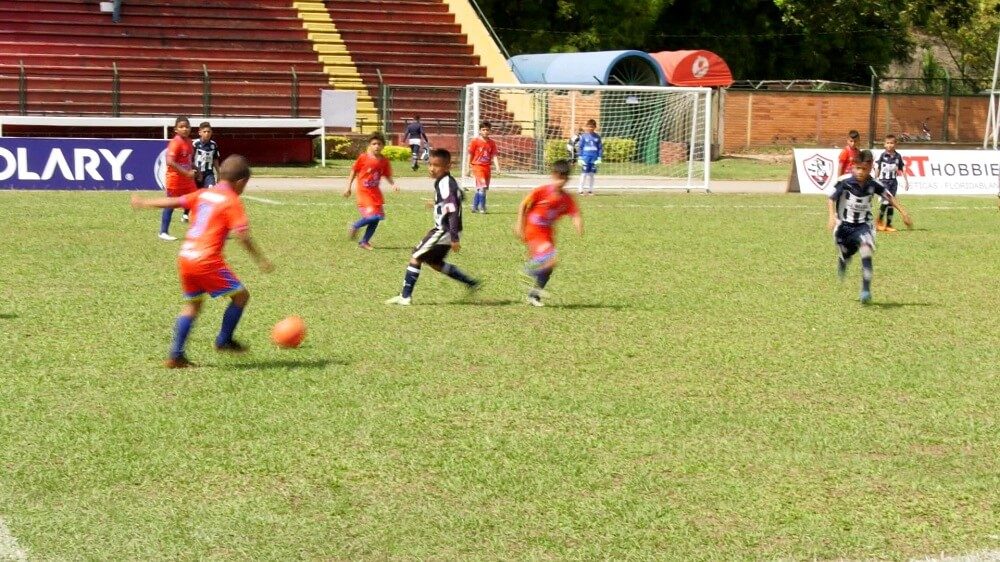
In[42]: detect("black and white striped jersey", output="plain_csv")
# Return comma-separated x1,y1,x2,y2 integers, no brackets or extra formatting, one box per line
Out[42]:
829,175,887,224
876,151,904,181
431,173,463,240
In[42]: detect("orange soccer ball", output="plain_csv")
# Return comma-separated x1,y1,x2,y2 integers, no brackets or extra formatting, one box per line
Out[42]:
271,316,306,349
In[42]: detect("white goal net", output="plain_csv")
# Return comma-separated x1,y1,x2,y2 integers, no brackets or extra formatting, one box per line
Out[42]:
461,83,712,190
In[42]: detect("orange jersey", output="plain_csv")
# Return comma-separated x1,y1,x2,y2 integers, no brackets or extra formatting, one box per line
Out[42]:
165,134,196,195
352,153,392,209
176,183,249,269
523,184,579,236
468,137,498,167
838,146,860,176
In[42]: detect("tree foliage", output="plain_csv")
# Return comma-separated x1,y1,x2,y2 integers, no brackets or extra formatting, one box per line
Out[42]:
476,0,995,82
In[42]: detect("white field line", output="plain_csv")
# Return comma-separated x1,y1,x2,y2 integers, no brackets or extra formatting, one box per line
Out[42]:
0,517,27,562
912,550,1000,562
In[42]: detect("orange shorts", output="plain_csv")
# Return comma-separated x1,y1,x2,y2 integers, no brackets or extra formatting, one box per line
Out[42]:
358,204,384,218
524,227,556,262
166,182,196,198
471,165,491,189
178,260,243,300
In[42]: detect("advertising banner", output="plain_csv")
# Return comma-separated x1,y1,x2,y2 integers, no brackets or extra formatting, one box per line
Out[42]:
790,148,1000,196
0,137,168,190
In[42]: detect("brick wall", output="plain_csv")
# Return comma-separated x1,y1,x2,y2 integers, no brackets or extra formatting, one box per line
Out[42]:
723,90,990,151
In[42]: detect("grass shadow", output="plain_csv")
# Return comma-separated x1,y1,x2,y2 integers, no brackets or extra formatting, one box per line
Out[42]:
548,303,629,310
868,301,933,309
371,246,414,251
229,358,343,370
0,313,16,319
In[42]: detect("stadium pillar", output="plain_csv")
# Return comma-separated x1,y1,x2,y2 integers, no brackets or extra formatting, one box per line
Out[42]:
868,67,879,149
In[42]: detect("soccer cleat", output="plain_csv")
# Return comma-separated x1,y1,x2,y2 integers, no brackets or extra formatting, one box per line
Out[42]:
159,232,178,241
528,295,544,307
884,225,898,233
837,257,847,282
347,224,359,240
875,219,885,231
411,163,419,171
859,290,872,304
164,355,195,369
215,339,247,353
358,241,374,250
385,295,412,306
181,213,190,223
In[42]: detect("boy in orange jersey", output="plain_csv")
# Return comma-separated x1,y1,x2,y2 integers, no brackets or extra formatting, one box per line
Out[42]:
131,155,274,368
838,129,861,177
515,160,583,307
344,132,398,249
160,116,198,241
468,121,499,213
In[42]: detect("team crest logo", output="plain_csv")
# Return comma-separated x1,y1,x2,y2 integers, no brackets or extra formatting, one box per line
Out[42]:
803,153,834,190
692,56,710,79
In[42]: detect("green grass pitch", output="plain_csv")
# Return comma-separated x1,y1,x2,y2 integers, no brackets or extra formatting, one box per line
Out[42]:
0,190,997,560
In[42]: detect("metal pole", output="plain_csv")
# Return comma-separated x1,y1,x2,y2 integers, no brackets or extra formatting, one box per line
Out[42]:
112,62,120,117
942,68,951,143
703,89,712,191
375,68,384,132
986,29,1000,148
18,60,26,116
320,130,326,167
291,66,299,118
868,66,879,149
687,92,698,187
202,65,211,117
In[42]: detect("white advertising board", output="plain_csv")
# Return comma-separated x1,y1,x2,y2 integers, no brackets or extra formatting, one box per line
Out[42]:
790,148,1000,196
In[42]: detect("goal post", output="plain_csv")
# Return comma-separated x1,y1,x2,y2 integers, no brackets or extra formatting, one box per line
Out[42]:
461,83,712,190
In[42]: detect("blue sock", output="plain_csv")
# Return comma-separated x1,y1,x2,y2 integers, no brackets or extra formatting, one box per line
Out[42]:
169,314,195,359
160,208,173,234
215,302,245,347
535,268,553,289
861,256,873,293
480,190,487,211
401,265,421,298
361,219,381,244
441,263,476,286
473,190,482,210
352,215,380,230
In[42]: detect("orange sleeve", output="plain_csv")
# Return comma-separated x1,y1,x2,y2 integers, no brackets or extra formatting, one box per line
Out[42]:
167,137,181,163
352,155,364,174
468,138,478,156
177,191,199,210
382,158,393,180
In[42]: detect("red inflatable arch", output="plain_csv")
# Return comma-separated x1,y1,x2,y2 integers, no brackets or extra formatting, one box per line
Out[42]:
649,50,734,87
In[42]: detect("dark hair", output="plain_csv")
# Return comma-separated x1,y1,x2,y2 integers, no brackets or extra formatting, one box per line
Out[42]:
552,159,571,178
199,121,212,130
219,154,252,182
884,134,896,141
430,148,451,163
413,115,421,121
480,121,492,129
857,149,874,164
368,132,386,144
175,116,190,126
848,130,860,140
586,119,597,127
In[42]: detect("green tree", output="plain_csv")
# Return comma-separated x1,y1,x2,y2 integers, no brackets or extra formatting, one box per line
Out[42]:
909,0,1000,82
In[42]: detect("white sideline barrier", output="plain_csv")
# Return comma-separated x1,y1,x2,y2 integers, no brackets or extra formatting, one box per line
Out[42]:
0,116,328,166
789,148,1000,196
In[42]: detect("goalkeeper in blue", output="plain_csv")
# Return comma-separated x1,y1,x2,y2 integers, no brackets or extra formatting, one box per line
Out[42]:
827,150,912,304
576,119,603,195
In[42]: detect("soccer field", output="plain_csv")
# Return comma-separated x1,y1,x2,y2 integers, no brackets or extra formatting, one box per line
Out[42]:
1,190,997,560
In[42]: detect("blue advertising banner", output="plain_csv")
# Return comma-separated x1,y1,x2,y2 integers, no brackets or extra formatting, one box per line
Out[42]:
0,137,168,190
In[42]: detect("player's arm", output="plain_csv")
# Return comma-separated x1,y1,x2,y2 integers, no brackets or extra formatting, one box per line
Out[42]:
826,183,843,231
514,193,533,239
883,192,913,228
492,153,500,174
595,136,603,163
130,194,185,210
899,160,909,191
213,149,221,177
343,169,356,198
233,228,274,272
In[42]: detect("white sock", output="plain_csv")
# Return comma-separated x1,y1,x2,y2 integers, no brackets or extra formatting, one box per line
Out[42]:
586,173,595,193
578,174,587,193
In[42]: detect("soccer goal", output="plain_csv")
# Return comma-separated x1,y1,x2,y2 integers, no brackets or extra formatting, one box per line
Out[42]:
461,83,712,190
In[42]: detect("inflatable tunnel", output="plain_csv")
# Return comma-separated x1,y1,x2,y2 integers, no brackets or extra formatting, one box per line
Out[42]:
508,50,666,86
649,50,733,87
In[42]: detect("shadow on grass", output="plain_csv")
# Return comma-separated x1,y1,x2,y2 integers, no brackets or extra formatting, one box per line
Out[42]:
371,246,415,251
229,358,343,370
548,303,629,310
0,313,16,319
868,301,933,309
445,298,522,307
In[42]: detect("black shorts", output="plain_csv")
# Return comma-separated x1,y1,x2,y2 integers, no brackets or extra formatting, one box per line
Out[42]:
411,227,451,264
834,221,875,257
881,180,898,199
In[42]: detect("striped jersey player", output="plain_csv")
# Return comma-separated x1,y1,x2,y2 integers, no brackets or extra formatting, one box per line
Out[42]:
386,148,480,306
826,149,912,304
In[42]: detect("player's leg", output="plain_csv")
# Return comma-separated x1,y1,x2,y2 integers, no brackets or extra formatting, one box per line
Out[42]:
167,298,203,367
858,227,876,303
410,143,420,171
425,245,479,289
203,267,249,350
883,183,898,231
388,230,439,304
833,223,858,282
359,214,383,248
524,239,557,306
159,208,177,241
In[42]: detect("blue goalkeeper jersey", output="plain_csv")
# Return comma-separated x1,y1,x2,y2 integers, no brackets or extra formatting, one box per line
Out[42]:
577,132,603,160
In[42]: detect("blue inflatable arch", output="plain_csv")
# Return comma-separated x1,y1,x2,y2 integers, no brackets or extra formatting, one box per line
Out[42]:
509,50,666,86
